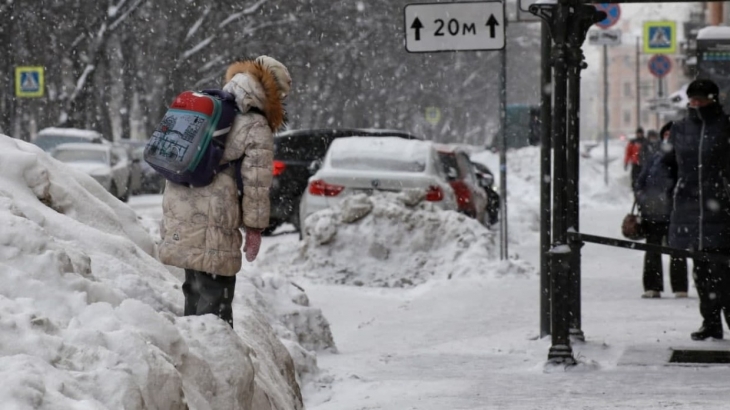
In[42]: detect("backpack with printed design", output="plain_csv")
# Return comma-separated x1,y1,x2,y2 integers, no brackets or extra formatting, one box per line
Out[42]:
144,89,243,194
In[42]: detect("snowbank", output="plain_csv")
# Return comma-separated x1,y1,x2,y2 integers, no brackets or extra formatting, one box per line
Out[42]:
0,135,304,409
258,192,534,288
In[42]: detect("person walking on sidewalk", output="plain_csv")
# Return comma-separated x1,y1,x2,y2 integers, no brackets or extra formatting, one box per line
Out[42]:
159,56,291,327
625,127,646,189
666,79,730,340
634,121,688,299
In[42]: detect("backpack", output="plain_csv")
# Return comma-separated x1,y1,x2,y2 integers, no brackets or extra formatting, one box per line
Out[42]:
144,89,243,195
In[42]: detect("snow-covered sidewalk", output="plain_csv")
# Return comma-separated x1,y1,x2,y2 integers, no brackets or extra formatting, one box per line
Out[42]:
302,203,730,409
294,143,730,409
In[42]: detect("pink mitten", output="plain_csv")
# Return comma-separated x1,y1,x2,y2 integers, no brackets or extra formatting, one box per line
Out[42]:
243,228,263,262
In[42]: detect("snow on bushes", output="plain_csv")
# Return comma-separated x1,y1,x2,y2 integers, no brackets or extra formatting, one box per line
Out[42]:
258,191,534,288
0,135,305,409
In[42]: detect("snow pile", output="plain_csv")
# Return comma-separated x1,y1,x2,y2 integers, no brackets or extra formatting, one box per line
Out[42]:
237,273,337,383
131,195,337,386
259,191,533,288
0,135,303,409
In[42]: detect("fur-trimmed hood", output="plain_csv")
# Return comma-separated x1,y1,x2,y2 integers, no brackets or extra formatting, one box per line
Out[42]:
223,60,287,132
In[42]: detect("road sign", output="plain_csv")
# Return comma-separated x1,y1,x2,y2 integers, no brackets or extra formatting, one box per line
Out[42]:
648,54,672,78
594,4,621,29
588,29,622,46
643,21,676,54
404,2,505,53
15,66,45,98
425,106,441,125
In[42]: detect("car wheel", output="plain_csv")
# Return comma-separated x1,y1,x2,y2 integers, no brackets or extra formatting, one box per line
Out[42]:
290,196,302,232
119,178,131,202
109,182,119,199
262,219,281,236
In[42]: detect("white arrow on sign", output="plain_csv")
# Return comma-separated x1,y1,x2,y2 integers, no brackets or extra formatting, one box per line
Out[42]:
404,2,505,53
588,29,622,46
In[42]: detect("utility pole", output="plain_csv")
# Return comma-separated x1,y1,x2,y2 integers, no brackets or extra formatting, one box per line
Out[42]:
539,19,552,338
636,37,641,128
603,45,608,185
499,0,508,261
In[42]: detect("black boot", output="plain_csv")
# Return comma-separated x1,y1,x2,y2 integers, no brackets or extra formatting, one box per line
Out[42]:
691,326,723,341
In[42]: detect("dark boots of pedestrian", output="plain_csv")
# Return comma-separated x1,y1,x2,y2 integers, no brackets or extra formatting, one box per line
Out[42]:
183,269,236,328
691,325,723,341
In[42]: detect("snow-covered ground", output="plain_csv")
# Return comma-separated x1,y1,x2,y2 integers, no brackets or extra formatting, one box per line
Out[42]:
10,131,730,409
286,140,730,409
0,135,333,409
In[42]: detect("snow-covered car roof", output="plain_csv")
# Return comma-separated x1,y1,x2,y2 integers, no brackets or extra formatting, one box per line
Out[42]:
697,26,730,40
53,143,112,152
37,127,103,140
327,137,432,166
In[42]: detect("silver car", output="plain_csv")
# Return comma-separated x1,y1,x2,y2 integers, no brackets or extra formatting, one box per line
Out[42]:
52,143,132,202
299,137,457,224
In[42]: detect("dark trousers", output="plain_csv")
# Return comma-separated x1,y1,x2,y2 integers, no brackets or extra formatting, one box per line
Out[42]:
183,269,236,328
630,164,643,189
644,221,688,293
693,249,730,331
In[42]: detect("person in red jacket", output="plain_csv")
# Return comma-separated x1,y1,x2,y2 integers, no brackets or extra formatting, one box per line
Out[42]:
625,127,646,188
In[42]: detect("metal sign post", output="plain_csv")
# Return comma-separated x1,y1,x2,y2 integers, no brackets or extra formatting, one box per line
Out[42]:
594,3,621,187
539,19,553,338
499,0,509,261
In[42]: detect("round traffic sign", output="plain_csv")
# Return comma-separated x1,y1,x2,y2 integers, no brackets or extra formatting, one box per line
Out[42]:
594,4,621,29
648,54,672,78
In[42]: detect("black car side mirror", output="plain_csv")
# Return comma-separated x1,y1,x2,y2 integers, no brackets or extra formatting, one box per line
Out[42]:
309,159,322,174
480,173,494,188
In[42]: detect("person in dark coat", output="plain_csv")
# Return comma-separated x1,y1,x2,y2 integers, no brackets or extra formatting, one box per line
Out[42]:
666,78,730,340
639,129,661,169
634,121,688,299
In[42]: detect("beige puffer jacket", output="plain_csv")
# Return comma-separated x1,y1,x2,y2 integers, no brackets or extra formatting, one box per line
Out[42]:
159,60,288,276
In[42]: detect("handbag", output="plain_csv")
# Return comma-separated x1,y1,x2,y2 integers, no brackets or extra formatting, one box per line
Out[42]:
621,201,645,240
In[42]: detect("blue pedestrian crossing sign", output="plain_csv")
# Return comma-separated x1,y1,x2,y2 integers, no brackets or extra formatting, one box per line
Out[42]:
643,21,676,54
15,66,45,98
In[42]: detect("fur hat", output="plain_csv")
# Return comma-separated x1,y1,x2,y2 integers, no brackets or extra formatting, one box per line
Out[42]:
686,79,719,101
255,55,291,100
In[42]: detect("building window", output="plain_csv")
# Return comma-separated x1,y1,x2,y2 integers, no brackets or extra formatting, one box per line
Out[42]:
624,82,632,98
641,83,653,98
624,110,632,125
623,55,633,68
642,111,651,124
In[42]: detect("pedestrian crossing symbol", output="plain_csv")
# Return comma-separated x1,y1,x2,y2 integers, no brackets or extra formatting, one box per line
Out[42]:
15,66,45,98
643,21,676,54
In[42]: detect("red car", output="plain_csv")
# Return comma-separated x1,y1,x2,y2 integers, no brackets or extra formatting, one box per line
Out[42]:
435,146,488,225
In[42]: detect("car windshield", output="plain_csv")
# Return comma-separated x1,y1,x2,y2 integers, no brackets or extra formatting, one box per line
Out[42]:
53,149,108,164
328,137,428,173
